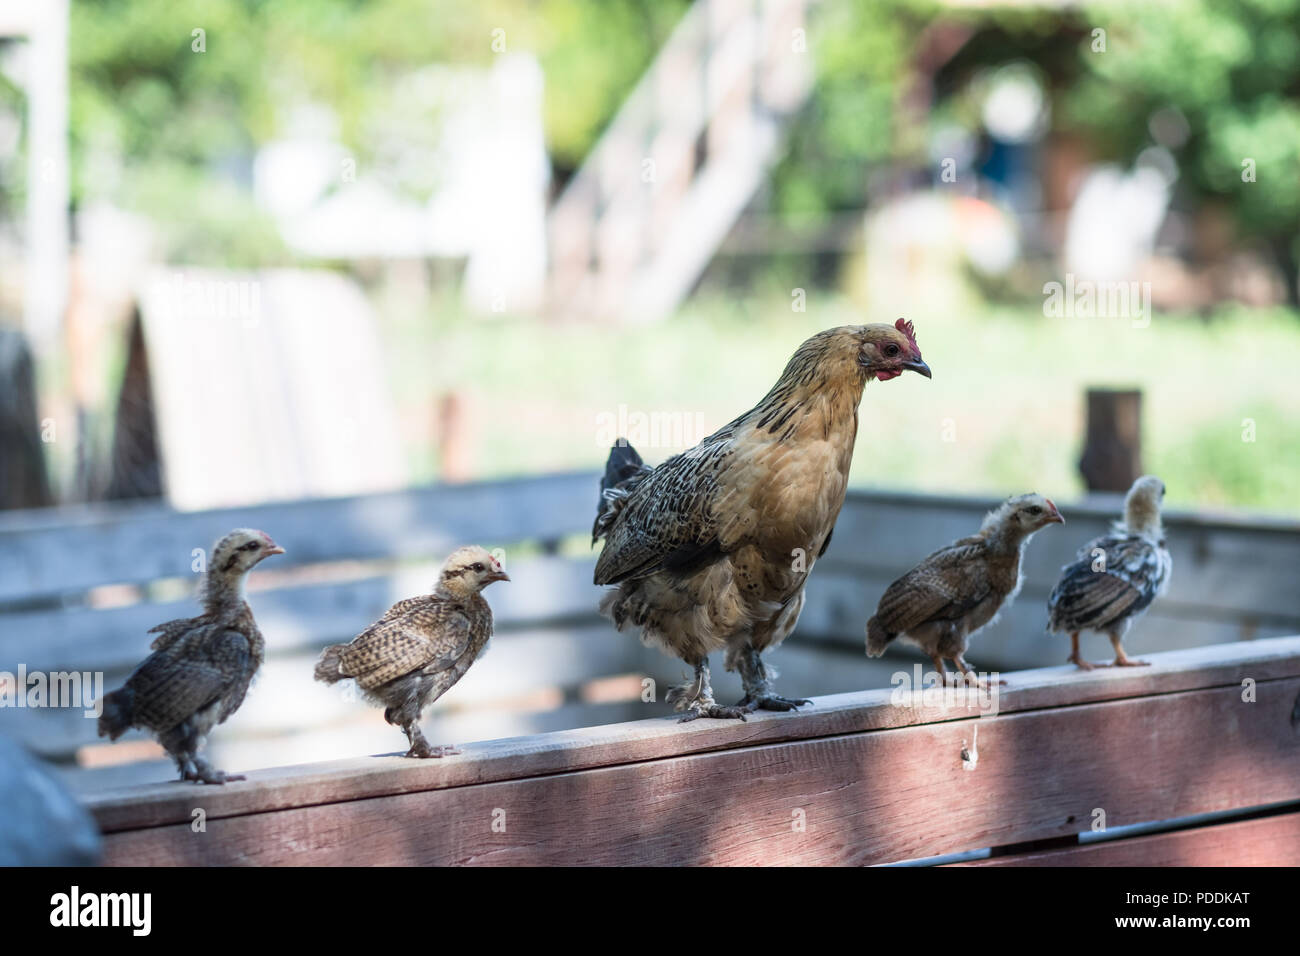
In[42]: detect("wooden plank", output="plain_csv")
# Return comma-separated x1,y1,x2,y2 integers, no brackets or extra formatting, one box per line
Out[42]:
97,672,1300,865
84,636,1300,835
954,810,1300,866
0,471,595,602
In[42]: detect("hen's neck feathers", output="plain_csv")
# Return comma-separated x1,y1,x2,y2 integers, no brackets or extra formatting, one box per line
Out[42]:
741,344,868,442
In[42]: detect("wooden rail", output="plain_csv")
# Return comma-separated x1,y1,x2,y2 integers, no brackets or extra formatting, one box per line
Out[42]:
3,473,1299,782
85,637,1300,866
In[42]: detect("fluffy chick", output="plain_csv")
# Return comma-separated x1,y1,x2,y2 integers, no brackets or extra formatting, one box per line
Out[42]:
97,528,285,784
1048,475,1171,669
594,321,932,721
314,546,508,757
866,494,1064,682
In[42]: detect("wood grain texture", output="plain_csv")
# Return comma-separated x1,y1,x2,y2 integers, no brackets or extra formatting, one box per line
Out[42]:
98,672,1300,865
85,637,1300,863
954,810,1300,866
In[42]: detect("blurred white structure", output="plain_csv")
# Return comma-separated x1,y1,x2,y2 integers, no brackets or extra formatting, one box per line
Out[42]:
0,0,68,357
1064,151,1176,283
254,55,550,315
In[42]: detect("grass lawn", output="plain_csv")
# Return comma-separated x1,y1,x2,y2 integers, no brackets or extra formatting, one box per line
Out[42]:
381,294,1300,518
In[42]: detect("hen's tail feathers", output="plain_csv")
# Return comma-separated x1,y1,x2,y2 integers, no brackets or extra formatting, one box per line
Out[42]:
592,440,652,544
314,644,347,684
865,616,896,657
97,687,135,740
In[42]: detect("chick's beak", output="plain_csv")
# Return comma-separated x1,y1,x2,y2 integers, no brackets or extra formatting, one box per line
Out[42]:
1045,500,1065,524
903,358,932,379
264,542,286,556
488,570,510,583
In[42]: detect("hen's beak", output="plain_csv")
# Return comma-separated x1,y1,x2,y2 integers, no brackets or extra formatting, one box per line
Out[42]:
903,359,932,379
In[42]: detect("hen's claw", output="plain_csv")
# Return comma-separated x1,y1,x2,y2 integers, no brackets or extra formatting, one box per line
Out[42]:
677,703,747,722
737,694,811,713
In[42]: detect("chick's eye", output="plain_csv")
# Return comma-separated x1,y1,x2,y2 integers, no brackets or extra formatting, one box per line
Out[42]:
240,541,260,551
472,563,484,572
1028,506,1042,515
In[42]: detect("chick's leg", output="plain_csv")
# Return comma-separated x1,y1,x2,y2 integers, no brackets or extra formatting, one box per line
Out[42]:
402,721,461,758
1108,631,1149,668
1067,632,1095,670
161,723,242,784
952,654,1006,687
667,658,747,722
733,645,810,713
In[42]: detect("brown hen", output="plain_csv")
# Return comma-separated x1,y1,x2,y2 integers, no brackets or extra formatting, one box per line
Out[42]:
594,321,931,721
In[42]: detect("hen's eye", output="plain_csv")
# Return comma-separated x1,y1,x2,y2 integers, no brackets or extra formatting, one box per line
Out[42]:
885,344,900,357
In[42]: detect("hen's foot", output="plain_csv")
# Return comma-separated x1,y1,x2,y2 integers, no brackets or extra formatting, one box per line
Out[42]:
406,742,461,758
737,694,811,713
182,763,242,785
677,701,747,723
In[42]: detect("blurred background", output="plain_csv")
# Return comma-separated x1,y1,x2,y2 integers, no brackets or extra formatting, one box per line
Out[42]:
1,0,1298,789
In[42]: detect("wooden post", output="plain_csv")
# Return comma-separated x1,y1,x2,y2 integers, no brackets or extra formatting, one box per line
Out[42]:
0,327,52,509
1078,388,1143,493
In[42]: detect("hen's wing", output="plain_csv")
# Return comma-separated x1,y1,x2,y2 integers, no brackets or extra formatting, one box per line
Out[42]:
872,538,992,634
1049,533,1170,631
339,598,472,690
127,627,253,730
593,429,739,586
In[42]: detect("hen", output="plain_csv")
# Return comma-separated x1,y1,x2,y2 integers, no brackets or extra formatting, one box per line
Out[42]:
866,494,1063,682
1048,475,1171,669
97,528,285,784
314,546,508,757
594,321,931,721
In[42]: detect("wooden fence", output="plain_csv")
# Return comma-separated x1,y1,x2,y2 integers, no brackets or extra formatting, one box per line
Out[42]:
1,471,1298,862
85,637,1300,865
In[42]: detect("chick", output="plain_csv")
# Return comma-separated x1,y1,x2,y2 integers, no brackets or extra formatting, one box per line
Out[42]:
97,528,285,784
314,546,508,757
1048,475,1171,669
866,494,1064,682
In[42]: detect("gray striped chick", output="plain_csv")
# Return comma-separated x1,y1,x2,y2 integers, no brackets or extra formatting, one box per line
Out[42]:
314,546,508,757
97,529,285,784
1048,475,1171,669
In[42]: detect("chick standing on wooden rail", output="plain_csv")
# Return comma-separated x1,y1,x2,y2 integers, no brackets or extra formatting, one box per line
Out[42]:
1048,475,1171,669
97,528,285,784
866,494,1064,684
314,546,508,757
593,320,932,722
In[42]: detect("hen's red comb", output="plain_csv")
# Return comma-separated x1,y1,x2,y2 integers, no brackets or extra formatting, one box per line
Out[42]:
895,317,920,355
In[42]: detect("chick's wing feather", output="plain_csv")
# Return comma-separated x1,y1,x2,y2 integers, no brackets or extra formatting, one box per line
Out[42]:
1051,534,1167,629
128,627,252,730
340,599,471,689
874,539,991,633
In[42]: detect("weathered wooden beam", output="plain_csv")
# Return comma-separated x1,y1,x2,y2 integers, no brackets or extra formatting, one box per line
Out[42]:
84,637,1300,866
0,471,596,602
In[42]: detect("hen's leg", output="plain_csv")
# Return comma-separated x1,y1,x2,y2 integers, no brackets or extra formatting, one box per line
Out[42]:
668,658,747,722
733,646,810,713
1108,631,1149,668
1067,632,1095,670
